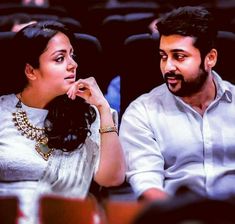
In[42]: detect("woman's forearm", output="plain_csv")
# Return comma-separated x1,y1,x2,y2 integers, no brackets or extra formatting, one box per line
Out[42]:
94,104,126,187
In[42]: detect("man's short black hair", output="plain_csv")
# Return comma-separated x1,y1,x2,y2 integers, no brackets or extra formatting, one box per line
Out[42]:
157,6,218,58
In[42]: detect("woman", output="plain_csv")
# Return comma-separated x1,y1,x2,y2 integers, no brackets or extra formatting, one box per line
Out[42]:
0,20,125,223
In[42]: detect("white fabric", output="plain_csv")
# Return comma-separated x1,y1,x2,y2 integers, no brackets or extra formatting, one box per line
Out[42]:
0,94,101,224
120,71,235,199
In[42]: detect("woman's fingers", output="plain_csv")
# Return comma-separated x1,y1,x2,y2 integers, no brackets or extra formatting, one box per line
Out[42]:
67,83,76,100
67,77,95,100
77,83,86,92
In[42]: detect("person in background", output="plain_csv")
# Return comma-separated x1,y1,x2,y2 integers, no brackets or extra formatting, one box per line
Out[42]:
105,75,121,114
21,0,49,7
0,20,125,223
11,19,36,32
120,6,235,203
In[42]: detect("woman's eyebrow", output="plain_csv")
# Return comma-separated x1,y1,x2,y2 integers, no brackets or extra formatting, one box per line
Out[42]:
50,49,67,56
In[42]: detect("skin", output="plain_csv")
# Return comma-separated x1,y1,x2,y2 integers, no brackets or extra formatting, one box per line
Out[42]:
159,34,217,116
18,32,125,187
140,34,218,202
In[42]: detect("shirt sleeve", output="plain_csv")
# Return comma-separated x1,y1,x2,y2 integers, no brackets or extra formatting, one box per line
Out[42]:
119,99,165,197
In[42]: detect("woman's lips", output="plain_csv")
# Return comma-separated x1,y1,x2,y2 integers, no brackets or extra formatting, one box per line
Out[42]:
64,74,75,80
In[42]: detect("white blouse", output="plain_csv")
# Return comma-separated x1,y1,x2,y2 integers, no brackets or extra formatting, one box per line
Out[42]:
0,94,101,224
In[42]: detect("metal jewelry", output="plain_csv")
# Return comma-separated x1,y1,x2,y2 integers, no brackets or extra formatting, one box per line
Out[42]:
12,97,54,160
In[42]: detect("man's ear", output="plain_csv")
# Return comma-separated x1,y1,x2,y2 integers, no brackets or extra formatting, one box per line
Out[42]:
25,63,37,80
204,49,217,70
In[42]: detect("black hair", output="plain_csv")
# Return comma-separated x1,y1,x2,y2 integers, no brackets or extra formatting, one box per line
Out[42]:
157,6,218,59
12,20,78,92
12,20,96,151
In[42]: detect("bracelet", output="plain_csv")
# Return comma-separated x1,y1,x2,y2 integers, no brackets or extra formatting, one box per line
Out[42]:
99,126,118,134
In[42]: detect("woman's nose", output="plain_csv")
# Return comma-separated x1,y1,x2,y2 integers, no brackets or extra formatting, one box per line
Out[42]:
68,57,78,70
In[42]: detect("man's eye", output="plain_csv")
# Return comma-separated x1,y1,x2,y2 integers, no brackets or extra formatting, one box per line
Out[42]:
175,54,185,60
159,54,167,60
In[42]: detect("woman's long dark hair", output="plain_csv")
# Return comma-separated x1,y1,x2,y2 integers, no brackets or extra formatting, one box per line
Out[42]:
12,20,96,151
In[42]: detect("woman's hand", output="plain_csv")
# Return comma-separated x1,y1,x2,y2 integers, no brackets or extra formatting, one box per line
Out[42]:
68,77,126,187
67,77,109,109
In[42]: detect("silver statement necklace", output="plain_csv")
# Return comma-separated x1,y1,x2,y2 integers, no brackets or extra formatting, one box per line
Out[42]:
12,95,54,160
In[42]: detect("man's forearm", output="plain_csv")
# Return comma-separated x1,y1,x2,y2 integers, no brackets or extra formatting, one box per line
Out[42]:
139,188,169,203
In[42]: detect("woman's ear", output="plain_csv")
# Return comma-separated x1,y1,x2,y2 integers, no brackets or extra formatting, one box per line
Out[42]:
204,49,218,70
25,63,37,80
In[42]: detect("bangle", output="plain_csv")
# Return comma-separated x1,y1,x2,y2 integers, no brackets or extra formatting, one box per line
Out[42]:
99,126,118,134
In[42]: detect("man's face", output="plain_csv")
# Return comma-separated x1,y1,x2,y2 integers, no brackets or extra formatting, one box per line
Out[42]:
159,35,208,97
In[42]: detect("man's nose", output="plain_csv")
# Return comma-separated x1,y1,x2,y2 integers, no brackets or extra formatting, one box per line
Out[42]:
164,58,176,73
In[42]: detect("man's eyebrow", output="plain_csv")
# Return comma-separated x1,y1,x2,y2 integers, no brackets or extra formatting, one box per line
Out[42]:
159,49,187,53
171,49,186,53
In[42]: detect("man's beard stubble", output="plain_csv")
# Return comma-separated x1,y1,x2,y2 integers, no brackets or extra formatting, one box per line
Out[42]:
164,68,209,97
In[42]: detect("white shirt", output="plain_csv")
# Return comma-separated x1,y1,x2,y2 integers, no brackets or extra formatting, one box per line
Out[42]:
120,72,235,199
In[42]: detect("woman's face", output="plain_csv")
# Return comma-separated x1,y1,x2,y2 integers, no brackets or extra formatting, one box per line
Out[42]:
33,32,78,97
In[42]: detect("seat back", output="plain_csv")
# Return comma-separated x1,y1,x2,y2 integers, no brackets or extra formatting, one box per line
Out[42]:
39,194,106,224
214,30,235,84
0,31,16,95
0,196,19,224
134,197,235,224
120,32,163,116
0,31,107,95
103,200,144,224
96,12,157,95
73,33,108,93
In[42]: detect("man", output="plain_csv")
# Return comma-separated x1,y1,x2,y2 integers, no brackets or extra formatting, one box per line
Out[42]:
119,6,235,202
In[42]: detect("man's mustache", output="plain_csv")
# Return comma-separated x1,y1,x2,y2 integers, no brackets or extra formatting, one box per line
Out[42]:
164,72,184,81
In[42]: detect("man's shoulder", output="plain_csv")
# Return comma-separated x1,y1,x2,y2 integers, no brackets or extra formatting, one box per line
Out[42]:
134,84,168,104
214,71,235,91
125,84,169,113
219,78,235,98
222,79,235,90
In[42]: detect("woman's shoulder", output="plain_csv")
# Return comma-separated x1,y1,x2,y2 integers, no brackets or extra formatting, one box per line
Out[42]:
0,94,17,110
89,105,100,141
90,105,118,127
88,105,118,146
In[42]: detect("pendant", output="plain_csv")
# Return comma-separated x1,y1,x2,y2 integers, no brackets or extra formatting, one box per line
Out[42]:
35,142,54,161
13,98,54,161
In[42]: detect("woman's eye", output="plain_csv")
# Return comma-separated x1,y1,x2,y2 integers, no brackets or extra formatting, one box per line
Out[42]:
55,56,64,62
71,53,77,59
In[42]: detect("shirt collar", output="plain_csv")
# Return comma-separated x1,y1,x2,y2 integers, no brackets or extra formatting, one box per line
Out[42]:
171,71,233,106
212,70,232,103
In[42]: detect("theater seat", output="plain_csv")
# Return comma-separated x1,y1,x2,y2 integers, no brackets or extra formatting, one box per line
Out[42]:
74,33,108,93
214,30,235,84
0,31,15,95
120,32,163,116
39,194,106,224
0,196,19,224
0,31,106,95
134,196,235,224
103,200,144,224
96,12,157,96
